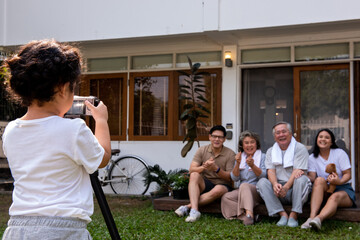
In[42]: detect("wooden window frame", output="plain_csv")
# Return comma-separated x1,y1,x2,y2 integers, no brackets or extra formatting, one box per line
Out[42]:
129,71,174,141
80,73,127,141
293,64,350,142
173,68,222,141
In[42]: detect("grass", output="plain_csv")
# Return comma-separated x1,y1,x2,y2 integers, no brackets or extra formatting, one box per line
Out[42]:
1,193,360,239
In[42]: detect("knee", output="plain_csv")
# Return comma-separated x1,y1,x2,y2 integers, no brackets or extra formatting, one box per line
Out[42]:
314,177,326,185
328,192,342,203
313,177,327,189
189,172,202,183
239,182,251,192
256,178,270,190
294,175,309,184
210,186,228,199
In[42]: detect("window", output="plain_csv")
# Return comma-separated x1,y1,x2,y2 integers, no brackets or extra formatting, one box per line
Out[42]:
82,68,221,141
176,51,222,68
81,74,127,140
131,54,173,70
87,57,128,72
129,71,173,140
175,69,222,140
241,47,290,64
295,43,349,61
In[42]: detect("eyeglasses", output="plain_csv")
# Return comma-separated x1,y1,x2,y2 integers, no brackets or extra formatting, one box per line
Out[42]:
211,134,225,140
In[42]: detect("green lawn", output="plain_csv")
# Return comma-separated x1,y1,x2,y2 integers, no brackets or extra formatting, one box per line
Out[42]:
1,193,360,239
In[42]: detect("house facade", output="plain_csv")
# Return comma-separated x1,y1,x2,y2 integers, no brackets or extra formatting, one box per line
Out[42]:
1,0,360,192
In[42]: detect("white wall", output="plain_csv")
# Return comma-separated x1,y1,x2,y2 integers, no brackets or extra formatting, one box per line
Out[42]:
0,0,5,46
2,0,217,46
220,0,360,31
3,0,360,46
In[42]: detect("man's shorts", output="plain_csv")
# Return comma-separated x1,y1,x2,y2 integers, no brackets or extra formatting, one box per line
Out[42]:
202,178,232,194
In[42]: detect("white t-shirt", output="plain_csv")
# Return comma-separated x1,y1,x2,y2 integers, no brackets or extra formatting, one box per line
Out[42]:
2,116,104,222
308,148,351,184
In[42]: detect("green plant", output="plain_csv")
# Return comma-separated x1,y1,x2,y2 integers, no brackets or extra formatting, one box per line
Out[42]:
178,57,210,157
0,64,26,121
170,171,189,190
143,165,187,193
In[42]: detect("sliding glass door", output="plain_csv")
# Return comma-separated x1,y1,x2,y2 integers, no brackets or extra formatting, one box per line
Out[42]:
242,64,350,153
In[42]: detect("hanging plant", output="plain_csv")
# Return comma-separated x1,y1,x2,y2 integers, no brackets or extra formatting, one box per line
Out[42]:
178,57,210,157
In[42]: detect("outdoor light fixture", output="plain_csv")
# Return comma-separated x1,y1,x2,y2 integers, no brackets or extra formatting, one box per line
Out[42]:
224,51,233,67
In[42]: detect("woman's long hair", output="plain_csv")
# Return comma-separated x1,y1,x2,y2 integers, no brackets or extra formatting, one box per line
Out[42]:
312,128,338,158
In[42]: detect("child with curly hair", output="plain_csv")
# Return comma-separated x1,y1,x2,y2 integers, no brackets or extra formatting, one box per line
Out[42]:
1,39,111,239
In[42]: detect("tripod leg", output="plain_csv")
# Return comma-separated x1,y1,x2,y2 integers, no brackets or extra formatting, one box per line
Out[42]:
90,171,121,240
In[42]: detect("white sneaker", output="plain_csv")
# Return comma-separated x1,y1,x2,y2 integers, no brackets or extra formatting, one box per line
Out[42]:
301,218,313,229
309,217,322,231
185,209,201,222
175,205,189,217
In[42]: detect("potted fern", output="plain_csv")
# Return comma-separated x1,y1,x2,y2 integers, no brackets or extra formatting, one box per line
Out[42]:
170,171,190,199
143,165,188,199
178,57,210,157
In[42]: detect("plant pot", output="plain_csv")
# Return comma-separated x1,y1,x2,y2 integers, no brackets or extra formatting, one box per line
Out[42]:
172,189,189,199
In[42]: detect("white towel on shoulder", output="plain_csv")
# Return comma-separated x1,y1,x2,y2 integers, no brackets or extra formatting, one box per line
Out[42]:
271,136,296,168
239,149,262,171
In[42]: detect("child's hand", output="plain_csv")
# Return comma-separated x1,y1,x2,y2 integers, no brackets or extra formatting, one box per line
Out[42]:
85,100,108,122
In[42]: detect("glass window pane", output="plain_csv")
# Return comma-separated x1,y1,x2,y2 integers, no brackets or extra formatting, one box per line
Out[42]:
242,67,294,151
241,48,290,64
300,69,350,150
176,51,221,68
295,43,349,61
90,78,123,136
87,57,127,72
133,76,168,136
355,42,360,58
178,73,218,137
131,55,172,70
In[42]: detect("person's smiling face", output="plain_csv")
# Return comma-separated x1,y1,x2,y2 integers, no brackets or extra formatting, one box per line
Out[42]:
209,130,225,150
242,136,257,156
317,130,332,151
273,124,292,150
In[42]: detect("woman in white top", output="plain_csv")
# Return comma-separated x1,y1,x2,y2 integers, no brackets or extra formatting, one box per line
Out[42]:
301,129,356,230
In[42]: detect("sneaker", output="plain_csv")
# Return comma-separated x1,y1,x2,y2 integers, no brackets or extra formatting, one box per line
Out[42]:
276,216,288,226
287,217,299,227
243,214,254,226
309,217,321,231
301,218,313,229
175,205,189,217
185,209,201,222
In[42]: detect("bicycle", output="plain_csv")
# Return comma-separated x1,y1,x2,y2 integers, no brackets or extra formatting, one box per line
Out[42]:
98,149,150,195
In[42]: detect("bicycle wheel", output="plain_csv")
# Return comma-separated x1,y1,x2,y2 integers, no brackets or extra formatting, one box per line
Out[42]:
108,155,150,195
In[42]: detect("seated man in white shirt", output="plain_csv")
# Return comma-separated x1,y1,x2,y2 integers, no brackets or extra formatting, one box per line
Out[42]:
256,122,311,227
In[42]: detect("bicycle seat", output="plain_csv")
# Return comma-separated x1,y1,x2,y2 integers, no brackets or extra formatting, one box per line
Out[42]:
111,149,120,155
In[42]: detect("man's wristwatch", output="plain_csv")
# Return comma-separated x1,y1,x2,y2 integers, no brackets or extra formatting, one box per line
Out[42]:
215,167,220,173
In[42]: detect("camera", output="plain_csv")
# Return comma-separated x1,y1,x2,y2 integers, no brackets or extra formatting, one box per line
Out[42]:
66,95,100,116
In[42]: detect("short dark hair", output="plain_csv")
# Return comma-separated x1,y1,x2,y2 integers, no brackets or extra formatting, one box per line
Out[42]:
312,128,338,158
3,39,82,106
209,125,226,137
238,130,261,152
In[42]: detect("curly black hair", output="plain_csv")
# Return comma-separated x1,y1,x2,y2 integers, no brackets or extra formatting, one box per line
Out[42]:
3,39,82,106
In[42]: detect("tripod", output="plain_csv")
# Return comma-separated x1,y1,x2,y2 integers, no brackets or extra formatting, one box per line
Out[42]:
90,171,121,240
